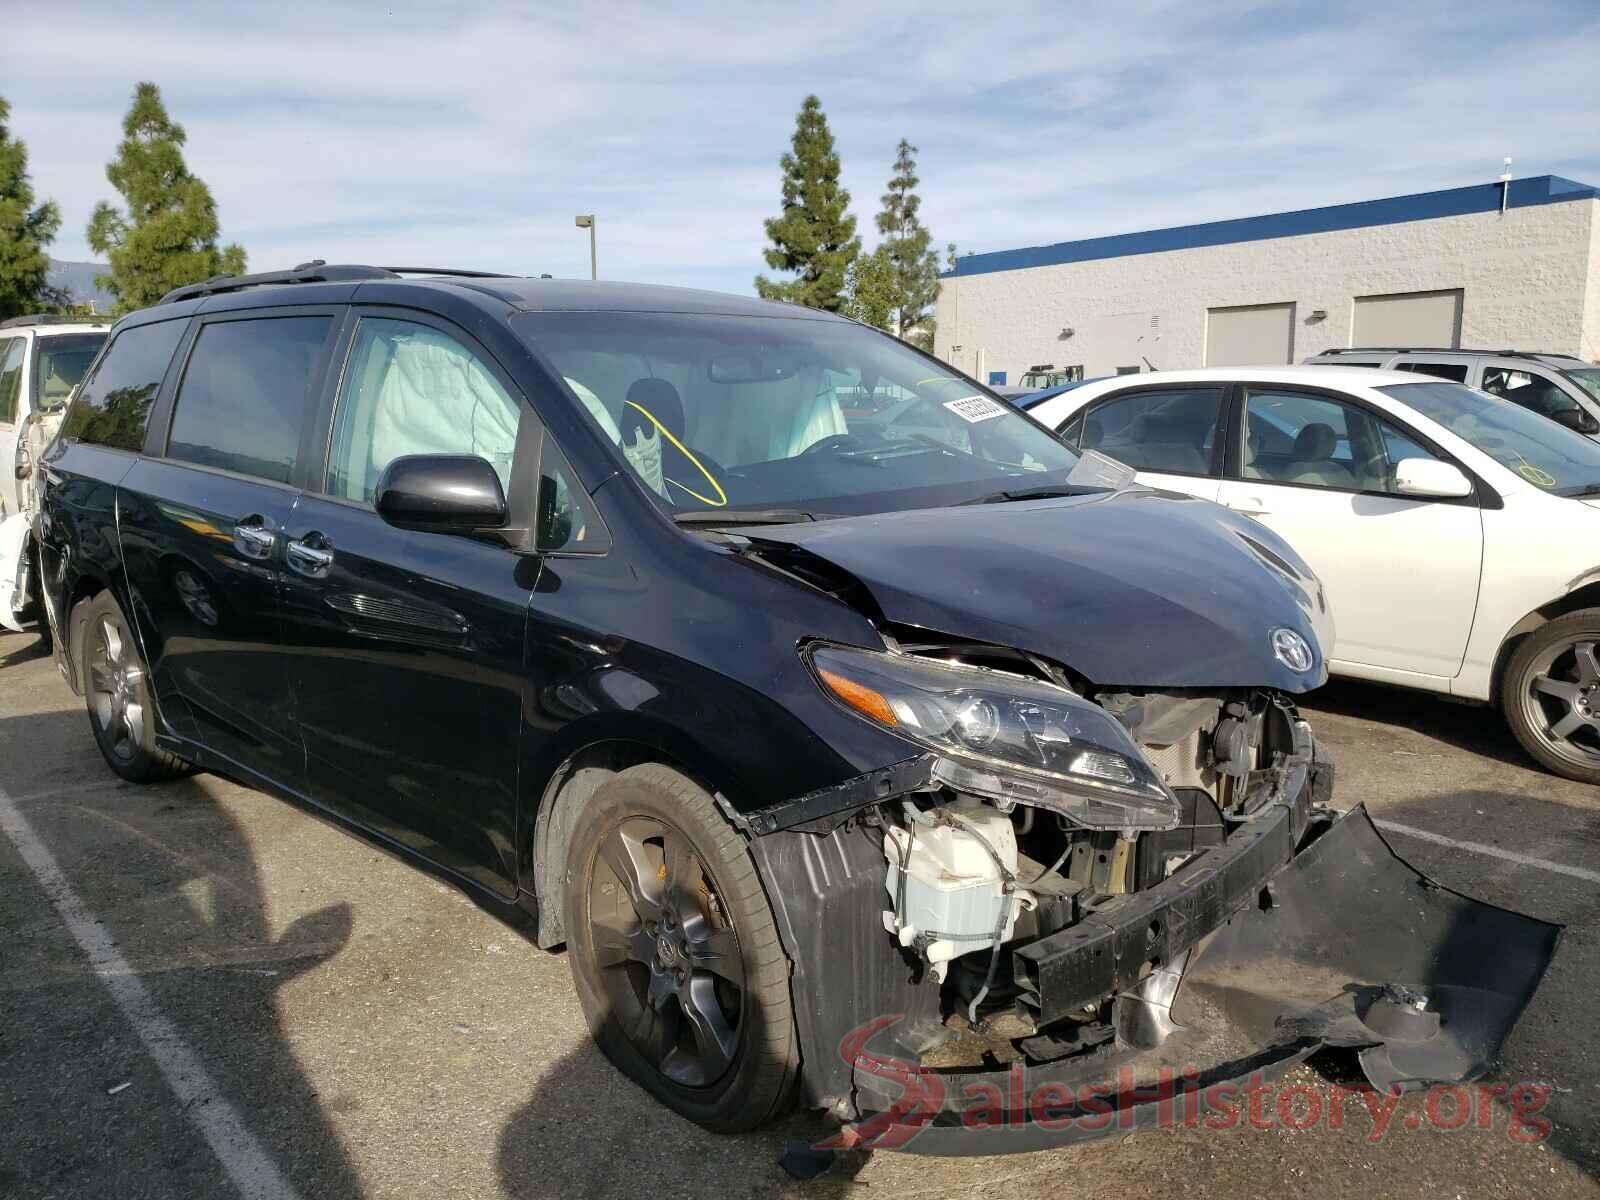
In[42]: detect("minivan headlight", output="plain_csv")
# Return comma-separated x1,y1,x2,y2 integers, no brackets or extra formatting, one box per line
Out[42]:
806,644,1179,830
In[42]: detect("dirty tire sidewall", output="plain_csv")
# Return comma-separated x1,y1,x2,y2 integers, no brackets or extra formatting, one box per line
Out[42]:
79,591,191,784
1502,608,1600,784
561,763,797,1133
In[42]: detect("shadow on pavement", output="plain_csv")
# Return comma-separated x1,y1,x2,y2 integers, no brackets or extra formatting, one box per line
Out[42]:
495,1038,869,1198
0,629,51,669
1303,678,1534,770
0,707,365,1199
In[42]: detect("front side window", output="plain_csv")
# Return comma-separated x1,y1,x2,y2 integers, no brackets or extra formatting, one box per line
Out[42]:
1078,387,1223,475
1382,381,1600,495
60,318,186,452
328,318,522,504
0,338,23,424
32,333,107,411
167,316,332,483
1242,388,1444,494
1481,367,1584,421
517,311,1077,517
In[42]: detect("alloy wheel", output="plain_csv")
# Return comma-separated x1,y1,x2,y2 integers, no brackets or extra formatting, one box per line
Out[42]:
586,816,745,1088
1521,637,1600,769
87,615,145,762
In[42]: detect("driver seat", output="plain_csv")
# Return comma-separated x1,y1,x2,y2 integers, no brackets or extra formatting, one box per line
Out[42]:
621,378,724,503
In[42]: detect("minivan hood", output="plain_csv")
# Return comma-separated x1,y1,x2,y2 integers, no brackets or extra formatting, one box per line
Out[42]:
749,488,1331,691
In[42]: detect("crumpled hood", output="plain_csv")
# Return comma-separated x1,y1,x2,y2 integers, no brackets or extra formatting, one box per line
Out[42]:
750,488,1332,691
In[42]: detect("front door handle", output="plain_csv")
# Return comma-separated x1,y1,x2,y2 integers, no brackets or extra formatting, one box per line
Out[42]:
286,532,334,578
233,516,277,560
1225,495,1270,516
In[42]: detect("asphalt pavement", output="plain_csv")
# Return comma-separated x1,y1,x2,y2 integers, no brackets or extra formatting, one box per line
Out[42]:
2,624,1597,1199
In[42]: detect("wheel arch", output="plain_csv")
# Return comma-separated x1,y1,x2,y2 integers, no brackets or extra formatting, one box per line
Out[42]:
525,725,748,950
61,567,121,694
1491,583,1600,705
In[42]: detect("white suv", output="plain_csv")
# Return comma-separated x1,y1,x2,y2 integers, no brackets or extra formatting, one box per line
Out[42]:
1305,348,1600,438
0,316,110,519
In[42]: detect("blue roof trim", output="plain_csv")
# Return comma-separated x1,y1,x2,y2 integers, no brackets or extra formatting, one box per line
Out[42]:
947,175,1599,278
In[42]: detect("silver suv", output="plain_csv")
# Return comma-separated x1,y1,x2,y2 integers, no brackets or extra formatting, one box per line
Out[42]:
1305,347,1600,437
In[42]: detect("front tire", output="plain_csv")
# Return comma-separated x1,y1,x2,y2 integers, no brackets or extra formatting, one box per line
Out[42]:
80,591,191,783
561,763,797,1132
1503,609,1600,783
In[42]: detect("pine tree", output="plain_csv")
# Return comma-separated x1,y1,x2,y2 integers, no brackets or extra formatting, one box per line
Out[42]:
842,246,896,330
0,97,63,320
874,139,939,346
87,83,246,314
754,96,859,312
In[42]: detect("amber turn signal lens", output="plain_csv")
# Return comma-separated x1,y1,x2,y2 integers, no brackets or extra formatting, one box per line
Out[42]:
817,668,898,727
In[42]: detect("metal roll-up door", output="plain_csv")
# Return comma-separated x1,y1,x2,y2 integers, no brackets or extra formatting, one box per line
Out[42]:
1352,289,1463,348
1205,302,1295,366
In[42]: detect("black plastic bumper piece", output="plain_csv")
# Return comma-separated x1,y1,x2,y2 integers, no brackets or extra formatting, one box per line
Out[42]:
1014,802,1297,1026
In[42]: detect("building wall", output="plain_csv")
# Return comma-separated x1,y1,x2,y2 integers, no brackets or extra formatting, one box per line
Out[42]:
935,197,1598,383
1584,207,1600,362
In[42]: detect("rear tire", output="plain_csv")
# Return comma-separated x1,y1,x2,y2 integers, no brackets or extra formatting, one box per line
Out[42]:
79,591,192,783
1502,609,1600,784
561,763,797,1132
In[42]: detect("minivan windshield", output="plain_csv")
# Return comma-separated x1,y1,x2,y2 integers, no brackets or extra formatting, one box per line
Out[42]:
1381,380,1600,495
516,312,1077,517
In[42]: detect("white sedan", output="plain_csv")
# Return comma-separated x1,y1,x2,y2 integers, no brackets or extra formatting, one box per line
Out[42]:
1029,365,1600,782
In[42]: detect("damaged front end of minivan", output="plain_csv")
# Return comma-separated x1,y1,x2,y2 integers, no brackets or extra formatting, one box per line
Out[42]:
724,502,1559,1155
744,667,1557,1153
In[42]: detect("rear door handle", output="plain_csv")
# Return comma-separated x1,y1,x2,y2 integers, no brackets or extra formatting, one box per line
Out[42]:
1225,496,1270,516
233,516,277,560
286,532,334,578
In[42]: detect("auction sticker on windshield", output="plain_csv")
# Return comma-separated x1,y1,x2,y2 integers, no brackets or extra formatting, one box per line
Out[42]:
944,394,1009,423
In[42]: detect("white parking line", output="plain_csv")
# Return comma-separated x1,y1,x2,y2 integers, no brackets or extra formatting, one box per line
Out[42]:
0,784,305,1200
1374,818,1600,885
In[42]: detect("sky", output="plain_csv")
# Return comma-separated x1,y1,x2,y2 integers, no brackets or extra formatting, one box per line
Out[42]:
7,0,1600,296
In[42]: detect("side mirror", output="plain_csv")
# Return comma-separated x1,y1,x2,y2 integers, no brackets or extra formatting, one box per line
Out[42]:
1394,458,1473,499
1551,406,1600,435
375,454,507,532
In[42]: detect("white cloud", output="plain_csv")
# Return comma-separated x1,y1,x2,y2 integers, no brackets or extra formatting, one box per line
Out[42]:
7,0,1598,294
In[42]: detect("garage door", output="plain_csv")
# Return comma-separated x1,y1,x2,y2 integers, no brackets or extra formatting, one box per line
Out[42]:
1352,289,1463,348
1205,303,1295,366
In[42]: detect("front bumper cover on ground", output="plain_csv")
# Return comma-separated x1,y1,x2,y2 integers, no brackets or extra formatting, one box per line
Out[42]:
837,805,1560,1154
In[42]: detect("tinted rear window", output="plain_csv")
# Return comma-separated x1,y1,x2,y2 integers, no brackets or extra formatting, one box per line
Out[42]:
167,317,332,483
60,319,186,452
1395,361,1469,382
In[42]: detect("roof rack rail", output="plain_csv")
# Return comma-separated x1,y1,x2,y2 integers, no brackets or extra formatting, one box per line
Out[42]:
1324,346,1580,361
157,261,522,306
384,267,518,279
0,314,110,329
159,261,398,305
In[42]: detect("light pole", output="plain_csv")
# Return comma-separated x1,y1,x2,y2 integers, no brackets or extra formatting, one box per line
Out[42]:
574,214,596,280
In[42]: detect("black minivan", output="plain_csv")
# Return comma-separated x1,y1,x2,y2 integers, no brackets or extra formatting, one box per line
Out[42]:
36,265,1554,1152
